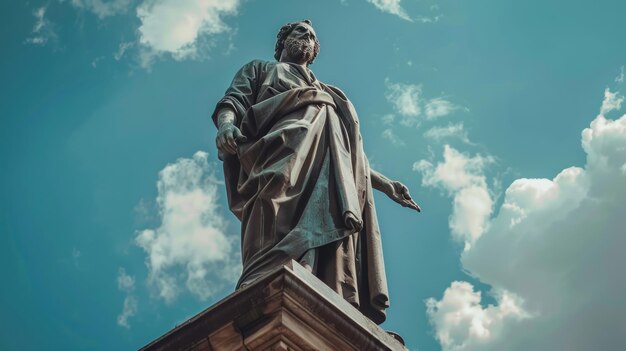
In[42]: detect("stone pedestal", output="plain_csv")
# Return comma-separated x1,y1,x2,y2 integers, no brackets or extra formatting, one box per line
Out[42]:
139,260,407,351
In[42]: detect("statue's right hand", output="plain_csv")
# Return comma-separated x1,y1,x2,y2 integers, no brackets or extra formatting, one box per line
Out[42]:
216,123,247,155
343,212,363,233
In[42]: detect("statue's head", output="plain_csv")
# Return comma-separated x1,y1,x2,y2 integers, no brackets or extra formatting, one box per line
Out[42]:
274,20,320,65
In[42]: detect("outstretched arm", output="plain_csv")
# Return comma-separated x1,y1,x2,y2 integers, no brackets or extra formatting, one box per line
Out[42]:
370,169,421,212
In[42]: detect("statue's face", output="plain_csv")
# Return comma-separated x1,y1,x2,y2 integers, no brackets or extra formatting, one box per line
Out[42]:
287,22,317,47
282,22,318,65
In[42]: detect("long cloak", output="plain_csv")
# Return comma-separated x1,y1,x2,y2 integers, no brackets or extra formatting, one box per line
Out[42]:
212,60,389,324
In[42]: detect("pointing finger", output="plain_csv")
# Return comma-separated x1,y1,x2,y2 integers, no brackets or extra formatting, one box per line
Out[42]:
411,200,421,212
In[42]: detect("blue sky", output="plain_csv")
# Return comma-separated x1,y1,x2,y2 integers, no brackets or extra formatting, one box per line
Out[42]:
2,0,626,350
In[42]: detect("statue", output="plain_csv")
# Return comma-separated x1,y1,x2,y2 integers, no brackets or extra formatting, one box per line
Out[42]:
212,20,420,325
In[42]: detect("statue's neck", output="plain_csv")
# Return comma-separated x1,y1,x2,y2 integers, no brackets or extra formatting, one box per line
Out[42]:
279,50,308,67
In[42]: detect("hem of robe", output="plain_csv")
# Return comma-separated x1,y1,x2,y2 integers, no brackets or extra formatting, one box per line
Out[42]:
236,225,355,289
236,228,387,325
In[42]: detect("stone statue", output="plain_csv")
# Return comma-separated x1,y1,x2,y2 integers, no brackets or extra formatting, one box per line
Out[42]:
212,20,420,325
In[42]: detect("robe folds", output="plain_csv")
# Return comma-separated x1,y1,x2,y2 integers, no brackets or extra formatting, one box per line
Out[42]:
212,60,389,324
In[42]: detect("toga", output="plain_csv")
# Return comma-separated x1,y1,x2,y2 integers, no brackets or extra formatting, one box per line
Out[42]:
212,60,389,324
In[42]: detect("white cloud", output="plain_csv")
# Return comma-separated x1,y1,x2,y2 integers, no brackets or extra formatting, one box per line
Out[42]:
25,7,56,46
426,282,528,351
117,267,138,328
426,98,458,120
117,267,135,292
386,81,422,125
382,114,395,125
414,146,492,192
414,145,494,246
117,296,138,328
425,89,626,350
415,14,442,24
114,41,134,61
136,0,239,68
385,80,458,127
117,267,137,328
382,127,406,146
135,151,240,303
366,0,411,21
68,0,132,18
424,123,471,144
600,88,624,115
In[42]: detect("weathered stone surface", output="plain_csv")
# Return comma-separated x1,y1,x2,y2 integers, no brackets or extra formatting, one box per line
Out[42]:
140,261,407,351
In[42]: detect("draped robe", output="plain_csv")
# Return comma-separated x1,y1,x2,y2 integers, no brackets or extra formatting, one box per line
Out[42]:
212,60,389,324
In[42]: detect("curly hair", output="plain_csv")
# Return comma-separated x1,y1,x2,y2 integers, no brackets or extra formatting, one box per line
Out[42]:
274,19,321,65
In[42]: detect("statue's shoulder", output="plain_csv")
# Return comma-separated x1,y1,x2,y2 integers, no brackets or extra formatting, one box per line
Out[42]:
321,83,350,101
241,59,274,71
233,60,275,81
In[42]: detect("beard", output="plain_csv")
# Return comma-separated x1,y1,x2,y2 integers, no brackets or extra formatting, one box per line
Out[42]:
284,37,315,63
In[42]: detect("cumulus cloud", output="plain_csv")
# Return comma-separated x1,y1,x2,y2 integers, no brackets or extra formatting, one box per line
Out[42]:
135,151,240,303
425,89,626,350
117,296,138,328
426,282,528,351
414,145,494,247
385,80,458,127
25,7,56,45
424,122,471,144
366,0,411,21
67,0,132,18
61,0,240,67
136,0,240,68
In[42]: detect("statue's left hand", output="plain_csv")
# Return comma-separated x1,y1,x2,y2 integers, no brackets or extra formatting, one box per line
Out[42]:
384,181,421,212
